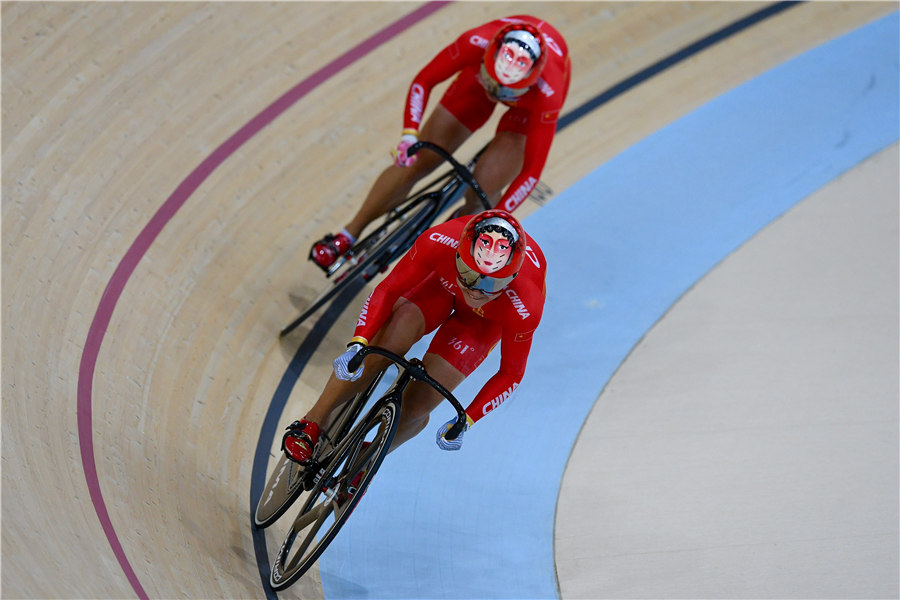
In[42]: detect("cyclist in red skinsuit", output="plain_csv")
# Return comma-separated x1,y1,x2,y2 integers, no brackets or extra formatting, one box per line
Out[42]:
310,15,570,269
286,210,547,462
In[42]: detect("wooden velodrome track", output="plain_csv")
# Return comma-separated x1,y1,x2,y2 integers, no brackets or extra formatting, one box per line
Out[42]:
2,2,897,599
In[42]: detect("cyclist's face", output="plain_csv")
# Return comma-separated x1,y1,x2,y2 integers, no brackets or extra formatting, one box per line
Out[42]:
473,231,512,273
494,43,534,85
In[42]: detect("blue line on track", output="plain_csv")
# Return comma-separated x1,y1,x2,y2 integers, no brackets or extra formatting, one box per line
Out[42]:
319,9,899,600
252,2,825,597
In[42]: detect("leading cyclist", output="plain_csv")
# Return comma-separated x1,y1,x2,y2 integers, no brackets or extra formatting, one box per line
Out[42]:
310,15,570,270
284,209,546,464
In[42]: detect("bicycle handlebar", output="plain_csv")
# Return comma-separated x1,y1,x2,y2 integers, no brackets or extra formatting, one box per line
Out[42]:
407,141,492,211
347,345,468,441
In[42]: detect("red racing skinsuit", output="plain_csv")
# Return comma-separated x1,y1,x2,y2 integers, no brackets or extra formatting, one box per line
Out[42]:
351,216,547,425
402,15,571,213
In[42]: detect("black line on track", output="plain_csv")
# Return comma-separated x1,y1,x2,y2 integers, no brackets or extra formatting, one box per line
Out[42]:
557,1,802,131
251,1,803,595
250,278,366,597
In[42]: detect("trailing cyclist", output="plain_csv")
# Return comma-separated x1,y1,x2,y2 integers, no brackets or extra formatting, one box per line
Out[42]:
285,209,546,466
310,15,570,270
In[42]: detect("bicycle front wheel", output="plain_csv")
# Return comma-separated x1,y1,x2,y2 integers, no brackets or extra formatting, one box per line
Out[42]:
254,452,310,529
269,399,400,591
255,369,386,528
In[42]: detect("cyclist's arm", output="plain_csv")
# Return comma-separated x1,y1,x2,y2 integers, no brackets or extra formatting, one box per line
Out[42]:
402,29,485,132
498,53,571,213
352,236,437,343
463,326,535,424
497,117,557,213
464,269,546,423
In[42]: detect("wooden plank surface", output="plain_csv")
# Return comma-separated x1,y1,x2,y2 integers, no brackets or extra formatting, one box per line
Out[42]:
2,2,894,598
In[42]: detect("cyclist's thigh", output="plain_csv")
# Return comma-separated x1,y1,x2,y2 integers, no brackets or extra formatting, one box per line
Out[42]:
496,103,533,137
431,70,495,137
413,105,468,168
400,272,456,335
370,297,427,358
468,129,526,207
365,276,451,367
426,309,502,377
402,352,467,420
398,103,468,182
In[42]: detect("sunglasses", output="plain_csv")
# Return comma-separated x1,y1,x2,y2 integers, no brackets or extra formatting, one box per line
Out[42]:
455,255,516,294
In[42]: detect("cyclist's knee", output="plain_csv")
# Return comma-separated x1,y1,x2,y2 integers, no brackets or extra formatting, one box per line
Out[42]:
402,381,446,421
405,411,430,436
469,134,525,206
407,152,442,182
463,188,500,212
399,400,433,436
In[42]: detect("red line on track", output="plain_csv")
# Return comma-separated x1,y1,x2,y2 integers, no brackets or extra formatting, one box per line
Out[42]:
75,3,451,597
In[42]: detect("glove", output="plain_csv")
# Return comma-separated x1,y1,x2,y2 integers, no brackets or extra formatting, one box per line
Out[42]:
391,130,419,167
435,417,468,451
333,342,365,382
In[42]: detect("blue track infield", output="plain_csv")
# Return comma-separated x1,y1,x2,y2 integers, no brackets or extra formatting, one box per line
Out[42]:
320,11,899,600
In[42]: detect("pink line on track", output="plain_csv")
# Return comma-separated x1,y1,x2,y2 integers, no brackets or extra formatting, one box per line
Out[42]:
75,3,451,598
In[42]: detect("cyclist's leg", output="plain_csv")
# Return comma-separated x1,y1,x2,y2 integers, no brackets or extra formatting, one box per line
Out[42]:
460,108,527,214
303,298,427,428
391,309,502,449
284,296,425,461
343,71,496,238
343,105,472,239
302,274,453,428
462,130,526,212
390,354,466,449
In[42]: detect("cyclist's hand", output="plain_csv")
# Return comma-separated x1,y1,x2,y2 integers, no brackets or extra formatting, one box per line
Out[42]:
391,130,418,167
435,417,468,451
333,342,365,382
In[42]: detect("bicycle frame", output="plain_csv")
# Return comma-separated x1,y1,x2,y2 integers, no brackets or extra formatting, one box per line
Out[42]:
280,142,490,337
254,369,388,528
266,346,468,590
310,345,469,487
327,168,464,279
329,141,490,277
347,345,468,440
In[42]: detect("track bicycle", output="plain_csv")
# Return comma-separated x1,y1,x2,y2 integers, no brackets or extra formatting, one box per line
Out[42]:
255,346,469,591
280,141,492,337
